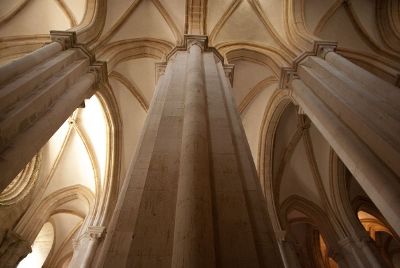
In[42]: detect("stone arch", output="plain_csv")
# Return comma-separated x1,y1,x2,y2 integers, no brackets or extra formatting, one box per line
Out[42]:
256,88,297,238
218,43,292,70
329,149,368,240
0,154,41,206
88,87,122,228
72,0,107,44
14,185,95,243
333,152,399,238
96,38,174,70
352,196,396,237
280,195,340,248
258,89,294,196
279,195,342,268
284,0,317,52
329,149,396,238
224,48,282,77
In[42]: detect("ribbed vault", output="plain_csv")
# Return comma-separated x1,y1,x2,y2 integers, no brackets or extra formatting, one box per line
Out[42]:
0,0,399,266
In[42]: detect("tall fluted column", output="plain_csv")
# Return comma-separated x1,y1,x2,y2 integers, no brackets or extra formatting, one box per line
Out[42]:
0,31,105,192
98,35,283,268
171,43,215,267
289,50,400,233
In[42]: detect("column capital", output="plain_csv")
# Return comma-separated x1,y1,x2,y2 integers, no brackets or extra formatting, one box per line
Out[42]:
278,41,337,89
73,226,106,247
279,67,299,89
166,35,225,65
313,41,337,58
185,35,208,51
50,30,110,88
50,30,77,50
87,226,106,240
155,62,167,83
50,30,102,65
224,64,235,87
89,61,108,85
80,226,106,241
160,35,235,85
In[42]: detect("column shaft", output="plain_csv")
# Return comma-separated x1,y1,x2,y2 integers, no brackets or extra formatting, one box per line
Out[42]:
172,44,215,267
0,42,62,85
297,54,400,177
291,78,400,233
0,45,98,191
99,37,283,267
100,55,184,267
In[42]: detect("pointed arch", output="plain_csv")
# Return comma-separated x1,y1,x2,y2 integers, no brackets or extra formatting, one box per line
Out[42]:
96,38,173,70
280,195,340,248
256,89,294,233
219,43,292,72
14,185,95,243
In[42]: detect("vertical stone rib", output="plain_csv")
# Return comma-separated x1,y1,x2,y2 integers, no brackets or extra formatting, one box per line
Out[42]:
172,44,215,267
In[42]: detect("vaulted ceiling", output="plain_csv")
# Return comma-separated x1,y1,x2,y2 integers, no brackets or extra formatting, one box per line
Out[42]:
0,0,399,266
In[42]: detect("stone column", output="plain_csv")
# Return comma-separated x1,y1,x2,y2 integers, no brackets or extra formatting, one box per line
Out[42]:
0,229,31,268
69,226,105,268
289,51,400,233
171,43,215,267
0,31,106,192
98,35,283,267
275,231,302,268
0,42,62,85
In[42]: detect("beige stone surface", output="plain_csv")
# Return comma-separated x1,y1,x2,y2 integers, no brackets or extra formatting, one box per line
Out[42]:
0,1,399,267
99,39,283,267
